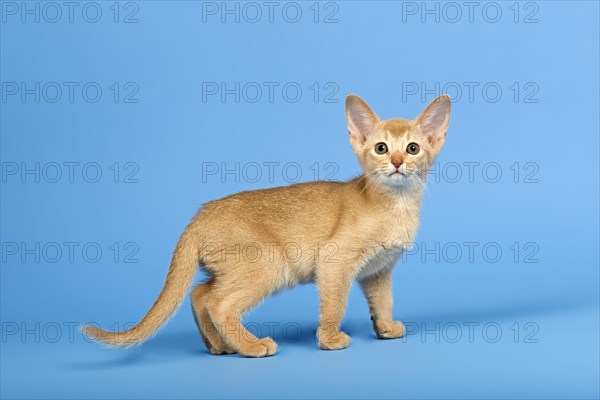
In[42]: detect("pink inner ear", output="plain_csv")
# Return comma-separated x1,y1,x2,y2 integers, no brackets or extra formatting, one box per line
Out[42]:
418,102,450,147
346,96,379,146
416,115,447,149
427,130,446,147
348,116,371,145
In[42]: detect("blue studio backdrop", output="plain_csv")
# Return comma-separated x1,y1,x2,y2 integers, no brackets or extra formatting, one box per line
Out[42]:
1,1,599,399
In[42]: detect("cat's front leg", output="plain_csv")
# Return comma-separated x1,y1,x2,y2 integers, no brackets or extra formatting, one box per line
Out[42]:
360,270,405,339
316,265,353,351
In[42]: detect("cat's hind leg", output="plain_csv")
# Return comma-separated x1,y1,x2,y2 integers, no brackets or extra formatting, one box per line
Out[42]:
206,278,277,358
191,281,236,355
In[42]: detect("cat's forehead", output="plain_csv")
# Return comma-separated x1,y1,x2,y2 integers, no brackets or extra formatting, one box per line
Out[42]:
379,118,414,139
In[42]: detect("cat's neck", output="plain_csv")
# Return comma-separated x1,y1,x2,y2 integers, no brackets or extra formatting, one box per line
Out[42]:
349,175,424,211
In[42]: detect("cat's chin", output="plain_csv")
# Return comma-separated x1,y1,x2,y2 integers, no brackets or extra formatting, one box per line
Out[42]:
381,172,412,188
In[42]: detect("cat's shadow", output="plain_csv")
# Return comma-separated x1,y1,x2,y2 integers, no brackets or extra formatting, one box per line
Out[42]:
68,298,591,370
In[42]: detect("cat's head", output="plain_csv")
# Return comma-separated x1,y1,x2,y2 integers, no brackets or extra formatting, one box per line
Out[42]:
346,94,451,189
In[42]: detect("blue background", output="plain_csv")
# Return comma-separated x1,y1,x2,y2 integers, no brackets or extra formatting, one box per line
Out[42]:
1,1,599,398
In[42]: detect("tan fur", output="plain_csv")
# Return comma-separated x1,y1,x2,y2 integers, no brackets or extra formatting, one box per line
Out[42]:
84,94,451,357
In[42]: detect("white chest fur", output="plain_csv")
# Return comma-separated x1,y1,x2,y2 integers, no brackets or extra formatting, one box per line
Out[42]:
355,245,403,280
354,214,419,280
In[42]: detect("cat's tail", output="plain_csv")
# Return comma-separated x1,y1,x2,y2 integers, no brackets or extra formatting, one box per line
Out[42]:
82,219,202,347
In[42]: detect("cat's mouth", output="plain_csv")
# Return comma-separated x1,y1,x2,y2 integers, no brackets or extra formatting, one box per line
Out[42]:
388,171,407,177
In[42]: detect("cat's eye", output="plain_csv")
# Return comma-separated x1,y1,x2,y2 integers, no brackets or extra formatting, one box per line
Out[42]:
374,142,388,154
406,143,420,155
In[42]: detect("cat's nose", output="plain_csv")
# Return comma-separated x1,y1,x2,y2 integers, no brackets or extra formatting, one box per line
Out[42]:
391,152,403,169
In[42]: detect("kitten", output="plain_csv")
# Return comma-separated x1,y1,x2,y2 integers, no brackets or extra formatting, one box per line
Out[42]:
84,94,451,357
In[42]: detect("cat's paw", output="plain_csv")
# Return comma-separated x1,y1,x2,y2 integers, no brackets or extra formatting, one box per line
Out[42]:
374,320,405,339
317,330,352,350
238,337,278,358
202,335,236,355
208,345,237,355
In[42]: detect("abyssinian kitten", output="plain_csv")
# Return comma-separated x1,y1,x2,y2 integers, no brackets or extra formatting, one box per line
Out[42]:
85,94,451,357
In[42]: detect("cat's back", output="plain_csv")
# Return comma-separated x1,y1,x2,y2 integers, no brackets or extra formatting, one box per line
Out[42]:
204,180,347,211
198,180,350,242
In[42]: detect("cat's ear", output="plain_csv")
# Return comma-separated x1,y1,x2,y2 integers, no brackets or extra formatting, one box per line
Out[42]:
346,94,380,149
416,95,451,150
